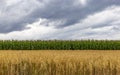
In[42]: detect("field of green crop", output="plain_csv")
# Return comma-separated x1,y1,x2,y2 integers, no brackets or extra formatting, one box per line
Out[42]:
0,40,120,50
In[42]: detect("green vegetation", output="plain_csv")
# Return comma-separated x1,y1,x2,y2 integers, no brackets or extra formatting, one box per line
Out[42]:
0,40,120,50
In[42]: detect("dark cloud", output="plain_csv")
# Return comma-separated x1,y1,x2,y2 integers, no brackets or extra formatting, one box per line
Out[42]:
0,0,120,33
31,0,120,27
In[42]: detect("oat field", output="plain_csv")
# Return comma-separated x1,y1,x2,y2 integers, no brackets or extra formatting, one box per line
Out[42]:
0,50,120,75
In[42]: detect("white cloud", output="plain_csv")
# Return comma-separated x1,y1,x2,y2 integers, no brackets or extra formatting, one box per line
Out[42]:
0,19,56,40
78,6,120,28
0,5,120,40
1,0,120,34
6,0,22,6
79,0,88,6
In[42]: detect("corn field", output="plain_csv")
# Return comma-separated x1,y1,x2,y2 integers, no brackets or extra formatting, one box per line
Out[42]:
0,40,120,50
0,50,120,75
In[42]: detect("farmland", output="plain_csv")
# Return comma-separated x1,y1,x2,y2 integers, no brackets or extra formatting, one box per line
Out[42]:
0,40,120,50
0,50,120,75
0,40,120,75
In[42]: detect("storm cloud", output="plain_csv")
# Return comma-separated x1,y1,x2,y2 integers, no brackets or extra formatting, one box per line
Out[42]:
0,0,120,40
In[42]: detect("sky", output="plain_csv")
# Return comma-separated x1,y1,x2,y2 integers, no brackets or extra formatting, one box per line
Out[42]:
0,0,120,40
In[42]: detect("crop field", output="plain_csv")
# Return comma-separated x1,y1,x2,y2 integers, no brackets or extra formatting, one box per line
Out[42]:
0,40,120,50
0,50,120,75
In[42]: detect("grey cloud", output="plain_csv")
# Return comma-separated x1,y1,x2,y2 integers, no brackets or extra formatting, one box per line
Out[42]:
32,0,120,27
0,0,38,33
0,0,120,33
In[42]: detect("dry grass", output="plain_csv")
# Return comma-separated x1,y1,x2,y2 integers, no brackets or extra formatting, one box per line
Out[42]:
0,50,120,75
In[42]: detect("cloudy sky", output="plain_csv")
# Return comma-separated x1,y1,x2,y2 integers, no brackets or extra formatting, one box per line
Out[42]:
0,0,120,40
